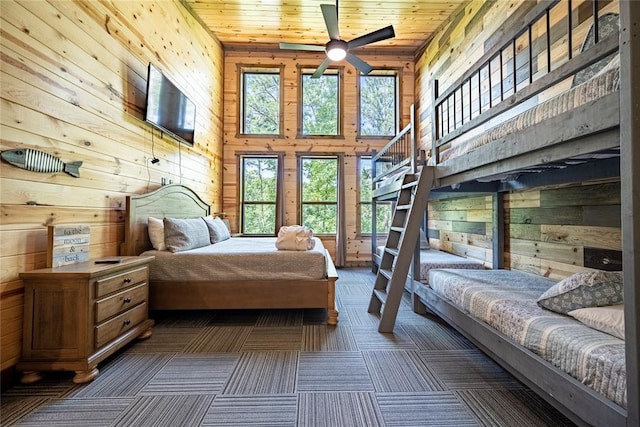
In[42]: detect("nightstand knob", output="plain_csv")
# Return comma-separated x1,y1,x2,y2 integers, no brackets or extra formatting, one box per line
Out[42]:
124,297,131,304
123,319,131,326
123,278,132,284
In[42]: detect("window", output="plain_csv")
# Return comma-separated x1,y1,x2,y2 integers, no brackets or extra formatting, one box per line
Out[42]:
299,67,342,136
358,70,399,137
358,156,392,235
299,156,338,234
240,66,282,135
240,154,282,234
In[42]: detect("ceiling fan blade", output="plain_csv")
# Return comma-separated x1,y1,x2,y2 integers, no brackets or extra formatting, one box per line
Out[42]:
320,4,340,40
347,25,395,50
312,57,332,79
279,42,326,52
345,53,373,75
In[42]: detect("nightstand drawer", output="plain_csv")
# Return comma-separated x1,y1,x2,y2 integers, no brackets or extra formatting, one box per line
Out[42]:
95,266,148,297
95,283,147,323
95,303,147,348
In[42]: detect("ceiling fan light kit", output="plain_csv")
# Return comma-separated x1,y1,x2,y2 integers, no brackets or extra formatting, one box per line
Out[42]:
326,40,347,61
279,2,395,78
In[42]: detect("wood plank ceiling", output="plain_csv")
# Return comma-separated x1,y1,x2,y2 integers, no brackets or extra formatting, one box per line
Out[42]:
183,0,467,54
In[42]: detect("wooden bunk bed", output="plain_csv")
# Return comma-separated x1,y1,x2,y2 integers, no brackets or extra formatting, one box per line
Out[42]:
120,184,339,325
369,1,639,426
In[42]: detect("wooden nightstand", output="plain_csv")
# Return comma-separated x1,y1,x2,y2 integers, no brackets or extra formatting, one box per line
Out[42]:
17,256,155,384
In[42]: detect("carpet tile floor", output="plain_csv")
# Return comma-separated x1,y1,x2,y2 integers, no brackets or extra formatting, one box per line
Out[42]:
1,268,575,426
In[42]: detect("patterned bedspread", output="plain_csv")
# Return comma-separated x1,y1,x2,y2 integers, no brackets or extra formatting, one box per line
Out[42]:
142,236,327,281
426,269,627,408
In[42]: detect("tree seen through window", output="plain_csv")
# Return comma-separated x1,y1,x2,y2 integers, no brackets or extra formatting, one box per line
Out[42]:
242,70,280,135
300,157,338,234
359,73,398,137
241,156,279,234
359,156,392,234
301,72,339,135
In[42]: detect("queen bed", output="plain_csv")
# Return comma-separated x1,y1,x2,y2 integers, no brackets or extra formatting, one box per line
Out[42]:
120,184,338,324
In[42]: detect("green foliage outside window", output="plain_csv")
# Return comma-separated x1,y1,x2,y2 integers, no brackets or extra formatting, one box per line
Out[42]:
359,157,392,234
242,72,280,134
360,74,397,136
242,157,278,234
301,157,338,234
302,74,338,135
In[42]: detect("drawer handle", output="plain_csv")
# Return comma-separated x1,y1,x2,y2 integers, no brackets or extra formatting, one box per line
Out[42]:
123,319,131,326
123,297,131,304
123,278,132,284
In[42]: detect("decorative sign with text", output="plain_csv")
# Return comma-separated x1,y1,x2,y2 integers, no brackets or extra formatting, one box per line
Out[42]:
47,225,91,267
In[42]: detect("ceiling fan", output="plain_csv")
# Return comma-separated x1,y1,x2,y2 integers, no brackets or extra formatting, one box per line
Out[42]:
279,2,395,78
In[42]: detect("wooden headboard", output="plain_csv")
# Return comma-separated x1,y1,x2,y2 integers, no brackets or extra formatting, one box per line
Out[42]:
121,184,210,256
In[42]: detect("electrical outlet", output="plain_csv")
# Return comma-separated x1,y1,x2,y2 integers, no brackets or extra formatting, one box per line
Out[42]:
161,177,166,186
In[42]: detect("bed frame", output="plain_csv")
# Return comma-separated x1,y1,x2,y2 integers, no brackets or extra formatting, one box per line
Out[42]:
370,2,640,426
415,284,625,426
120,184,339,325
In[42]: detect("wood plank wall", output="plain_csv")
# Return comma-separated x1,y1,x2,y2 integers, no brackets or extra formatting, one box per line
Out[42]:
415,0,525,155
506,180,622,280
0,0,224,373
222,49,414,264
427,194,494,267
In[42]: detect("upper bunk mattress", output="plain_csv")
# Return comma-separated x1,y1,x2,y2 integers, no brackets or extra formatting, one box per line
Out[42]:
421,269,627,408
142,236,327,282
440,56,620,162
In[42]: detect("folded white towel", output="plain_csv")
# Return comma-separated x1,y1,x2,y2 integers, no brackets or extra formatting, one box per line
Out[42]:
276,225,316,251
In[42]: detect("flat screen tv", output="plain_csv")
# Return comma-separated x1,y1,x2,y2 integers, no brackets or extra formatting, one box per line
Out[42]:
144,63,196,146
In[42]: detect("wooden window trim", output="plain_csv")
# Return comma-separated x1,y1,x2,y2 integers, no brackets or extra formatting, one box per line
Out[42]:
237,64,285,138
296,65,344,139
296,153,341,235
238,152,285,235
356,68,401,139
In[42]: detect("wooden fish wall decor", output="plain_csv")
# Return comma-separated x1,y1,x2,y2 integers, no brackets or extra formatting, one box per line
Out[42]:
1,149,82,178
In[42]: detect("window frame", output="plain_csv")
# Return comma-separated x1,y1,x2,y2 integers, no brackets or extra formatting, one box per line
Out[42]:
297,154,340,236
238,152,285,236
237,65,285,138
356,69,401,139
296,65,344,139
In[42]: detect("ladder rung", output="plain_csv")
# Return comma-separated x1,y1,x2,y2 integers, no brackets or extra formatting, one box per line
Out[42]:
396,204,410,210
379,268,392,280
402,181,418,189
390,226,404,233
373,289,387,304
385,248,399,257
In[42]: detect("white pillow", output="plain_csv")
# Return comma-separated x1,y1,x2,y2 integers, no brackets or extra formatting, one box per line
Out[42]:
568,304,625,340
148,216,166,251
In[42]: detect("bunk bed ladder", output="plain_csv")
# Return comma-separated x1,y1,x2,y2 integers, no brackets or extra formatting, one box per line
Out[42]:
368,166,434,333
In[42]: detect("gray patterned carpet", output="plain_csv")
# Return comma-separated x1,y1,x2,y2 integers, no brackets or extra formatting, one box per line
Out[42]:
1,268,574,426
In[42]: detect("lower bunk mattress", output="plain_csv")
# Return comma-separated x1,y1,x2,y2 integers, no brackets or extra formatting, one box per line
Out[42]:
142,236,327,281
376,247,484,282
416,269,627,408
